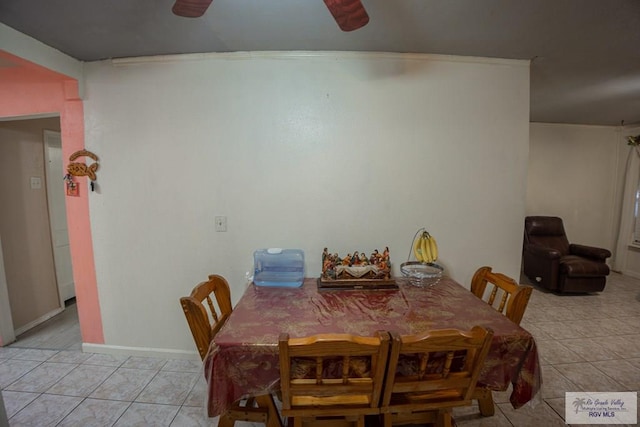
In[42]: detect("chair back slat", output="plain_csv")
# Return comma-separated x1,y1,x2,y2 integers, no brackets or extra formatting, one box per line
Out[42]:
205,295,219,323
487,286,498,307
342,355,350,384
470,266,533,325
497,291,508,313
442,350,454,378
418,353,429,380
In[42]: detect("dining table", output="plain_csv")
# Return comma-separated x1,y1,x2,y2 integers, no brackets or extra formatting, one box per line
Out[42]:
203,276,542,422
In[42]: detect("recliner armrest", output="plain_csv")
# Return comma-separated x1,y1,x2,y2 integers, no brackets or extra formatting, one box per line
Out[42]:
524,244,562,259
569,244,611,261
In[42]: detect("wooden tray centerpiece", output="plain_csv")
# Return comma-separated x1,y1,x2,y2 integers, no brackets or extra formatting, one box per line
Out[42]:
318,247,397,290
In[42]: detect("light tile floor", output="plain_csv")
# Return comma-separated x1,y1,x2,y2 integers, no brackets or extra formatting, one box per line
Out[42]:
8,299,82,352
1,272,639,426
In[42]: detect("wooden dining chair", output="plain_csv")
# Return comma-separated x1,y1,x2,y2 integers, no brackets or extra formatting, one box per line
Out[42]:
180,274,233,360
180,275,281,427
279,331,391,427
469,266,532,416
380,326,494,427
470,266,533,326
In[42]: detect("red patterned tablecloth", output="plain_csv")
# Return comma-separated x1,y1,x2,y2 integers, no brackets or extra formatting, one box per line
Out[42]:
204,277,541,416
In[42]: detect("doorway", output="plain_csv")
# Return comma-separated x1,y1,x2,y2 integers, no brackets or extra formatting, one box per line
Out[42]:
0,117,78,346
0,49,103,348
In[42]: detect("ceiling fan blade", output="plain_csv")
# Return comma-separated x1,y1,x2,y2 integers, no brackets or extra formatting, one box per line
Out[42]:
172,0,214,18
323,0,370,32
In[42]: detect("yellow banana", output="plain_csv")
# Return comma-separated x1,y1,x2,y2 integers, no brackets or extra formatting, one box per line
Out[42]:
421,232,433,263
413,233,424,262
428,234,438,262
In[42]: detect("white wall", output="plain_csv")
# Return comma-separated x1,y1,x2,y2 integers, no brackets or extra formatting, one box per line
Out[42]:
84,52,530,353
526,123,620,251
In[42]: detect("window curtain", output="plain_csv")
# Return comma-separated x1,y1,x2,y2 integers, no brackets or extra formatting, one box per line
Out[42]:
613,143,640,272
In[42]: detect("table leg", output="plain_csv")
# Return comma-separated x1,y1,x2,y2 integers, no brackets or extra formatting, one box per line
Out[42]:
474,387,495,416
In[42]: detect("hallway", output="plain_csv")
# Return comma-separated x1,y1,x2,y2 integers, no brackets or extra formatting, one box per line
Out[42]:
9,301,81,352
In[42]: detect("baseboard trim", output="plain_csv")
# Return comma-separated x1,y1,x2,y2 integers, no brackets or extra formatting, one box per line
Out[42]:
621,269,640,280
82,343,200,360
14,307,64,336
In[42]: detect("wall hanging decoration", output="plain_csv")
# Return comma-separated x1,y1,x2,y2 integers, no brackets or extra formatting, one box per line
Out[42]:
66,149,99,193
63,173,79,196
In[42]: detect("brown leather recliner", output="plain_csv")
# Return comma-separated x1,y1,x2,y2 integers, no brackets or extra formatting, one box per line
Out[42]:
523,216,611,293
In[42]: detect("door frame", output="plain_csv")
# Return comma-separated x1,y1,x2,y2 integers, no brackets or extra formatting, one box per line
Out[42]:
0,235,15,346
44,129,75,307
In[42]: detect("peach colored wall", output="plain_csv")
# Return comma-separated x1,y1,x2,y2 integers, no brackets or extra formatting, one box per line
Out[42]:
0,50,103,344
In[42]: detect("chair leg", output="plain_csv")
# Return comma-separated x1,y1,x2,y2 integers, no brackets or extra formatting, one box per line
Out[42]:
218,412,236,427
255,393,283,427
220,394,281,427
437,409,452,427
475,387,495,416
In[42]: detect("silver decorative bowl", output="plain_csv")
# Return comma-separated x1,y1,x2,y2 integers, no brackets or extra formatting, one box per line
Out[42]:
400,261,444,287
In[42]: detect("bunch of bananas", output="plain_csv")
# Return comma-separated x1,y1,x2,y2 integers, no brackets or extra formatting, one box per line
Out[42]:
413,230,438,264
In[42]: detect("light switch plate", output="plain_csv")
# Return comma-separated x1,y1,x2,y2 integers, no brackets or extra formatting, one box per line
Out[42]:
30,176,42,189
215,216,227,232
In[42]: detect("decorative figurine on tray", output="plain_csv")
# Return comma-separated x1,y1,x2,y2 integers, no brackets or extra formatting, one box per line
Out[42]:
321,247,391,282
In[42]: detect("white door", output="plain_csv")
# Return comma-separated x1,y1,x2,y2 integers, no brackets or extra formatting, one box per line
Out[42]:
44,130,75,303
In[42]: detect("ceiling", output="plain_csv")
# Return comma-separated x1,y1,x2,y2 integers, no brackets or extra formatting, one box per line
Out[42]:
1,0,639,126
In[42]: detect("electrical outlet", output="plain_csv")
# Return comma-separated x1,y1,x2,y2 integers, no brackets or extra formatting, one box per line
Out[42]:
215,216,227,232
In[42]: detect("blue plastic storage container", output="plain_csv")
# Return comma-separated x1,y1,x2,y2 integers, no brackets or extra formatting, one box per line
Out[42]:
253,248,305,287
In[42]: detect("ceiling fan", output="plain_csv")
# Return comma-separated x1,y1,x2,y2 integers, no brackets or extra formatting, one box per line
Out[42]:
172,0,370,32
